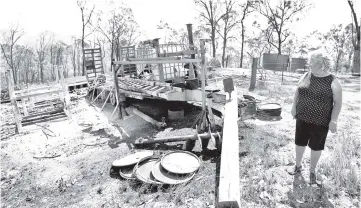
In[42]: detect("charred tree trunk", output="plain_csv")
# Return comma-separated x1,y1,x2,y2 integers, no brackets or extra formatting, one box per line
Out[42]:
211,29,216,58
222,38,227,67
81,26,85,76
278,32,282,54
353,49,360,75
240,24,245,68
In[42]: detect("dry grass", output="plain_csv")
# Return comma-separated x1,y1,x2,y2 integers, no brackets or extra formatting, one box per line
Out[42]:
319,131,360,197
255,83,296,101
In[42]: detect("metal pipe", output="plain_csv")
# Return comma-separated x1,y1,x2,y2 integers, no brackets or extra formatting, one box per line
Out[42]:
135,132,221,145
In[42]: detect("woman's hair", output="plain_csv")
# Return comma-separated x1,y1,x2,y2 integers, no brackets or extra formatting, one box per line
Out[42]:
298,48,332,88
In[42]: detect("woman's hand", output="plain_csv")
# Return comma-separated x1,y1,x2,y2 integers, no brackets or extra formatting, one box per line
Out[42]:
291,106,296,119
329,121,337,133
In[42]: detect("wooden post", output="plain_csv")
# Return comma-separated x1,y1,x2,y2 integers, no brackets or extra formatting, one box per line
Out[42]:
7,70,21,133
200,39,208,131
207,98,215,129
249,58,258,91
56,67,65,107
153,38,165,82
186,24,196,79
59,67,70,104
113,65,123,119
218,88,240,208
200,39,207,113
20,82,28,117
99,47,105,74
282,64,284,85
59,67,71,118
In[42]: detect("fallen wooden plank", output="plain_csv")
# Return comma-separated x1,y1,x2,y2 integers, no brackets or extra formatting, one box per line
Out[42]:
33,101,63,108
22,113,66,124
67,81,88,87
127,57,181,61
152,86,166,94
22,113,67,126
129,107,164,128
16,89,63,99
118,77,172,88
148,86,160,91
121,80,147,88
159,50,198,57
141,85,153,90
22,108,64,120
113,58,202,65
15,86,53,94
218,88,240,208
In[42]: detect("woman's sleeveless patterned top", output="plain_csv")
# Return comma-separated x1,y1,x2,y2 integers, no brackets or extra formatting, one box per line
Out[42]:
296,73,335,127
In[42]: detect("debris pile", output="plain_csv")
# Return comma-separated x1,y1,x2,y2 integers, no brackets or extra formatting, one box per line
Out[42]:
112,150,200,185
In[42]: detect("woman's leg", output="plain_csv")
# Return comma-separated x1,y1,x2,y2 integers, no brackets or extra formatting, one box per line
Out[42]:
287,145,306,175
295,119,308,167
308,124,328,184
296,145,306,167
288,119,308,175
310,150,322,173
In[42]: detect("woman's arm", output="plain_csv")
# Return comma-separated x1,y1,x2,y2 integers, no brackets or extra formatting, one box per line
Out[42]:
292,72,307,109
292,89,299,109
331,79,342,122
291,73,306,117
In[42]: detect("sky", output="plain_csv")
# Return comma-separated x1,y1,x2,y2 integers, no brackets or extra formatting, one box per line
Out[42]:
0,0,359,47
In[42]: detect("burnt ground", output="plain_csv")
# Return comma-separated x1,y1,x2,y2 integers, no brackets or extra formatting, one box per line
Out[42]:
1,68,360,208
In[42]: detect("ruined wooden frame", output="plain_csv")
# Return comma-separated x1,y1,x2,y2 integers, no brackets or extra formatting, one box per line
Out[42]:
6,68,70,133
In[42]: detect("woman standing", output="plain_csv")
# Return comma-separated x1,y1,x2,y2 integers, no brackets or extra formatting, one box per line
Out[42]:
287,49,343,184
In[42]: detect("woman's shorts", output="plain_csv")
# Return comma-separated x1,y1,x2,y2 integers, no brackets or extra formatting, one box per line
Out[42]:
295,119,329,151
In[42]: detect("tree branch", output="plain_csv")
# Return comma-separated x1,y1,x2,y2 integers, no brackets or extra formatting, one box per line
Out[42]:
85,5,95,26
0,44,12,69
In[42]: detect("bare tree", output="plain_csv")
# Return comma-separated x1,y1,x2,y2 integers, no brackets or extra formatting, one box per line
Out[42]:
36,31,51,83
251,0,310,54
13,45,25,83
251,23,277,54
347,0,360,75
14,45,37,84
246,26,276,67
282,32,298,57
70,37,81,77
325,24,347,73
239,1,252,68
49,39,57,81
54,41,66,79
77,0,95,76
157,21,189,45
95,5,139,67
0,24,25,85
195,0,226,57
217,0,240,67
23,47,37,83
